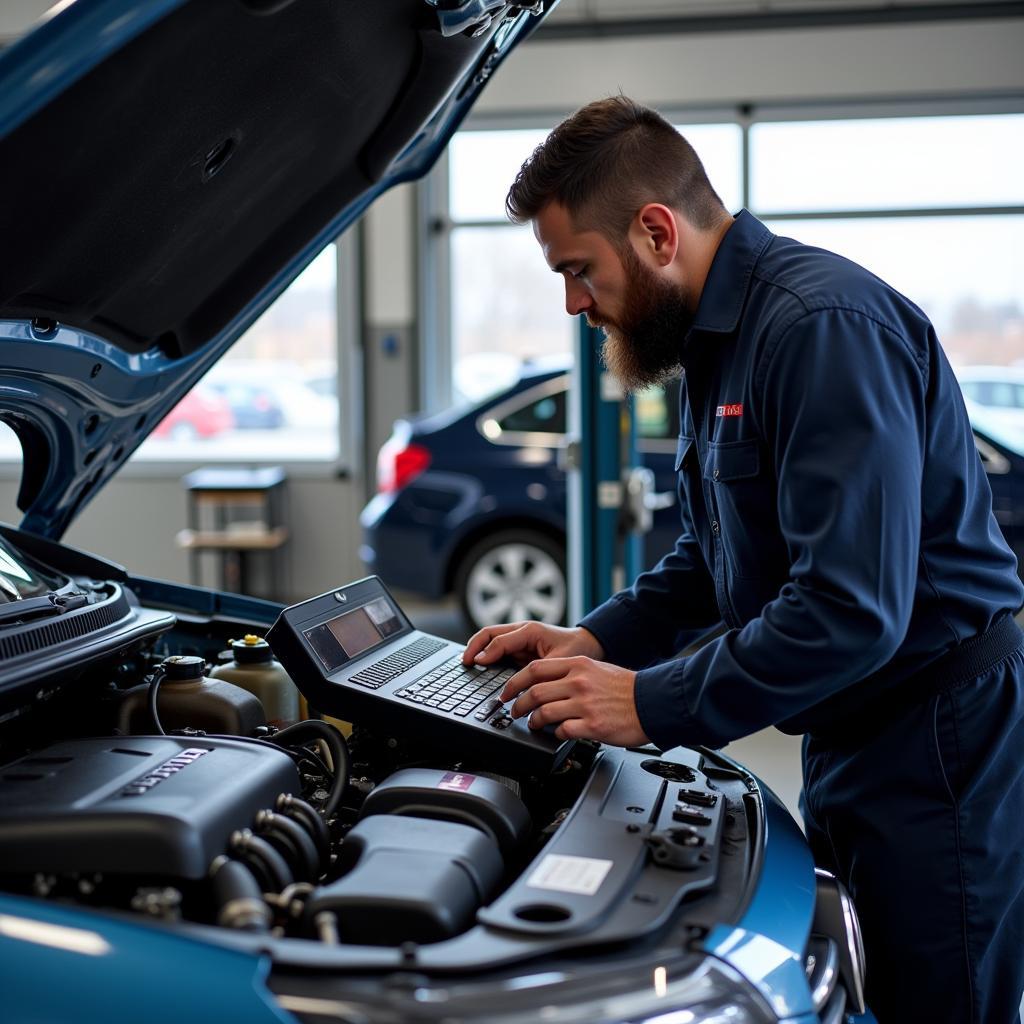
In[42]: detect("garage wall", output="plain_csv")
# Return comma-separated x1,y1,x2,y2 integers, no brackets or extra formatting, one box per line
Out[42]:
363,183,418,488
0,13,1021,604
476,17,1024,115
0,470,368,600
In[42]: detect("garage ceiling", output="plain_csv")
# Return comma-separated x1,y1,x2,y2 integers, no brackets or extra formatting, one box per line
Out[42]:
3,1,1023,43
540,0,1024,37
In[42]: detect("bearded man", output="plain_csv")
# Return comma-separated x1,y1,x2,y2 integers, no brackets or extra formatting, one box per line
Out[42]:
463,96,1024,1023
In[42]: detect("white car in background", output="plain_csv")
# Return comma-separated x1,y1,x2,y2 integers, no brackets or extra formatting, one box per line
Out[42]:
956,365,1024,433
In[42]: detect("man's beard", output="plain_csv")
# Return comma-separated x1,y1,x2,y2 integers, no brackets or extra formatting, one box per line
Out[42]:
592,245,691,393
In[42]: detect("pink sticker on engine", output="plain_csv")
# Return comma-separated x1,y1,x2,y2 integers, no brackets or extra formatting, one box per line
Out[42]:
437,771,475,791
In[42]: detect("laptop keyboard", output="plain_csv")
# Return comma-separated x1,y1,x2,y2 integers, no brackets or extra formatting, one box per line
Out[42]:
395,655,517,724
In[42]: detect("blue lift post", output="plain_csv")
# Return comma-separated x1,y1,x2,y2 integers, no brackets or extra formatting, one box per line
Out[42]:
567,316,640,620
622,391,645,584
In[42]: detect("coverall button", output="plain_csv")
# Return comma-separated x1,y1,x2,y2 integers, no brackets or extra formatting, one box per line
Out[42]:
713,469,720,481
711,521,720,534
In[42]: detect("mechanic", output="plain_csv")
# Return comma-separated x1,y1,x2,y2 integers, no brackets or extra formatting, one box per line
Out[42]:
462,97,1024,1023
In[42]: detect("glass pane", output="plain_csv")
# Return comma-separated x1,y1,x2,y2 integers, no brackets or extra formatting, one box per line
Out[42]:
635,379,682,441
450,129,552,222
635,385,670,439
451,225,573,403
133,245,338,461
451,123,743,222
763,216,1024,369
752,114,1024,213
498,391,566,434
0,423,18,462
992,382,1017,408
675,123,743,214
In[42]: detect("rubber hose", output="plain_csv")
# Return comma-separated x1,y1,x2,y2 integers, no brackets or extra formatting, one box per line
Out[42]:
266,720,349,817
147,669,168,735
209,856,271,931
254,810,321,882
276,794,331,861
229,830,293,893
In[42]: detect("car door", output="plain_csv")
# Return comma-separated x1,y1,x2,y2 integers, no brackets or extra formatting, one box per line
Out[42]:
975,428,1024,578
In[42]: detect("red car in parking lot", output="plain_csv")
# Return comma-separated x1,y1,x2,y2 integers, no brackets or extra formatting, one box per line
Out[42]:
151,385,235,441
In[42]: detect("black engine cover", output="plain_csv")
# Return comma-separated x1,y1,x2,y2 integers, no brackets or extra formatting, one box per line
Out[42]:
0,736,301,879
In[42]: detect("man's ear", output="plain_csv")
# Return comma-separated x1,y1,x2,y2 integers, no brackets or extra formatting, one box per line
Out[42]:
633,203,678,266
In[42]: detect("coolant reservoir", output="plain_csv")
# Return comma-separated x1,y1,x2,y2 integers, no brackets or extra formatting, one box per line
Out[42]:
119,655,266,735
210,635,299,728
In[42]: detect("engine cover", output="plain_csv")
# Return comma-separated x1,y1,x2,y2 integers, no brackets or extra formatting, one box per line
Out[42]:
0,736,301,879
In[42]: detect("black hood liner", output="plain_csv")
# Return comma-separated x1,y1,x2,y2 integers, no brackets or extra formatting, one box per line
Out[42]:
0,0,485,358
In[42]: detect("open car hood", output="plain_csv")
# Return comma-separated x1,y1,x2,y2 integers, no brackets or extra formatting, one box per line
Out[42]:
0,0,551,538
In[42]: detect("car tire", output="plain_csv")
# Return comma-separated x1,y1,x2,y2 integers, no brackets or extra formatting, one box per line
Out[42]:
455,529,567,633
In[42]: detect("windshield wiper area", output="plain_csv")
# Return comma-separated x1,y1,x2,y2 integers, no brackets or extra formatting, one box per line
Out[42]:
0,592,89,627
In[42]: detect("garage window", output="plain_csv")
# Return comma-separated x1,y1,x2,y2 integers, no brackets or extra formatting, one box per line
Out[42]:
437,122,742,407
429,108,1023,417
0,243,342,469
132,244,339,463
754,113,1024,373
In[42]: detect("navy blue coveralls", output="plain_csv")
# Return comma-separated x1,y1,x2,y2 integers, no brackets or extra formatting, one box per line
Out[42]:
580,211,1024,1023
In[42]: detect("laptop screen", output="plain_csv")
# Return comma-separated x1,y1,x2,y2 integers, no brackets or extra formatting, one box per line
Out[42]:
303,596,404,672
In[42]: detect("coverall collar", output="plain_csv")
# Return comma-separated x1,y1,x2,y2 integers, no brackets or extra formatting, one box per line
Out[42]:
687,210,774,339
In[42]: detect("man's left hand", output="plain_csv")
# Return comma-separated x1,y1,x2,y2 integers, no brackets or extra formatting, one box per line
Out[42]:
499,656,650,747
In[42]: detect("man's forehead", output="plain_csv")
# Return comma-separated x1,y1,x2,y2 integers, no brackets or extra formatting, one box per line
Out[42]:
533,202,603,269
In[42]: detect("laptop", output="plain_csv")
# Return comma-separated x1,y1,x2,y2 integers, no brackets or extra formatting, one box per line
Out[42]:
266,576,575,775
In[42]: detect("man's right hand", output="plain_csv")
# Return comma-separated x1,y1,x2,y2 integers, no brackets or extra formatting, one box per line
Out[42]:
462,621,604,668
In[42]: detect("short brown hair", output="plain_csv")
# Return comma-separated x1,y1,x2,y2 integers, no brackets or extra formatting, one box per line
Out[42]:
506,96,727,239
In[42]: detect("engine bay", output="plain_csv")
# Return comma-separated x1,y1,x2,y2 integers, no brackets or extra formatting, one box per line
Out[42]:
0,523,760,974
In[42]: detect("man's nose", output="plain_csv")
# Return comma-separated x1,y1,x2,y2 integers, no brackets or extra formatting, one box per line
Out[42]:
564,279,592,317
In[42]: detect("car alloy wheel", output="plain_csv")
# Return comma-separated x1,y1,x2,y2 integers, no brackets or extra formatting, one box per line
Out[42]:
456,530,567,632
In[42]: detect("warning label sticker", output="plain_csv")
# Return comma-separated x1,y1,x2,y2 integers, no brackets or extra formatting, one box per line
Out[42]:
437,771,475,791
526,854,614,896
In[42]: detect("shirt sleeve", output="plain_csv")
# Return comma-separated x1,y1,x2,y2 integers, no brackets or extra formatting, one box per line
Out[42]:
579,486,721,670
634,308,927,749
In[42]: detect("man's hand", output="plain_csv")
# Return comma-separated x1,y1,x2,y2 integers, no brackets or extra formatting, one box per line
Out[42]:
499,656,650,747
462,621,604,668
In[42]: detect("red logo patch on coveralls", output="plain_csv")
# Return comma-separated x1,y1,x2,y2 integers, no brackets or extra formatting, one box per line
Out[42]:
716,404,743,418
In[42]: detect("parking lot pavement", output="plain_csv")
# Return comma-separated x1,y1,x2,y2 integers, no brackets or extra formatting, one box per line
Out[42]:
401,595,468,644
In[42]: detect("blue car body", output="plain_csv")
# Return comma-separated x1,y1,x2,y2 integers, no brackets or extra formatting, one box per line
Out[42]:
363,366,579,601
0,2,882,1021
361,363,682,628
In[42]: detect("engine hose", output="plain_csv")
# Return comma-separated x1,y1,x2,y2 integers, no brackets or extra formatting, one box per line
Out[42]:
314,910,340,945
266,720,349,818
229,829,293,893
209,856,271,932
147,668,168,736
276,794,331,861
254,810,321,882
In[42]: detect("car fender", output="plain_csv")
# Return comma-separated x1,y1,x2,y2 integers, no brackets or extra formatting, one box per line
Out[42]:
0,893,289,1023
